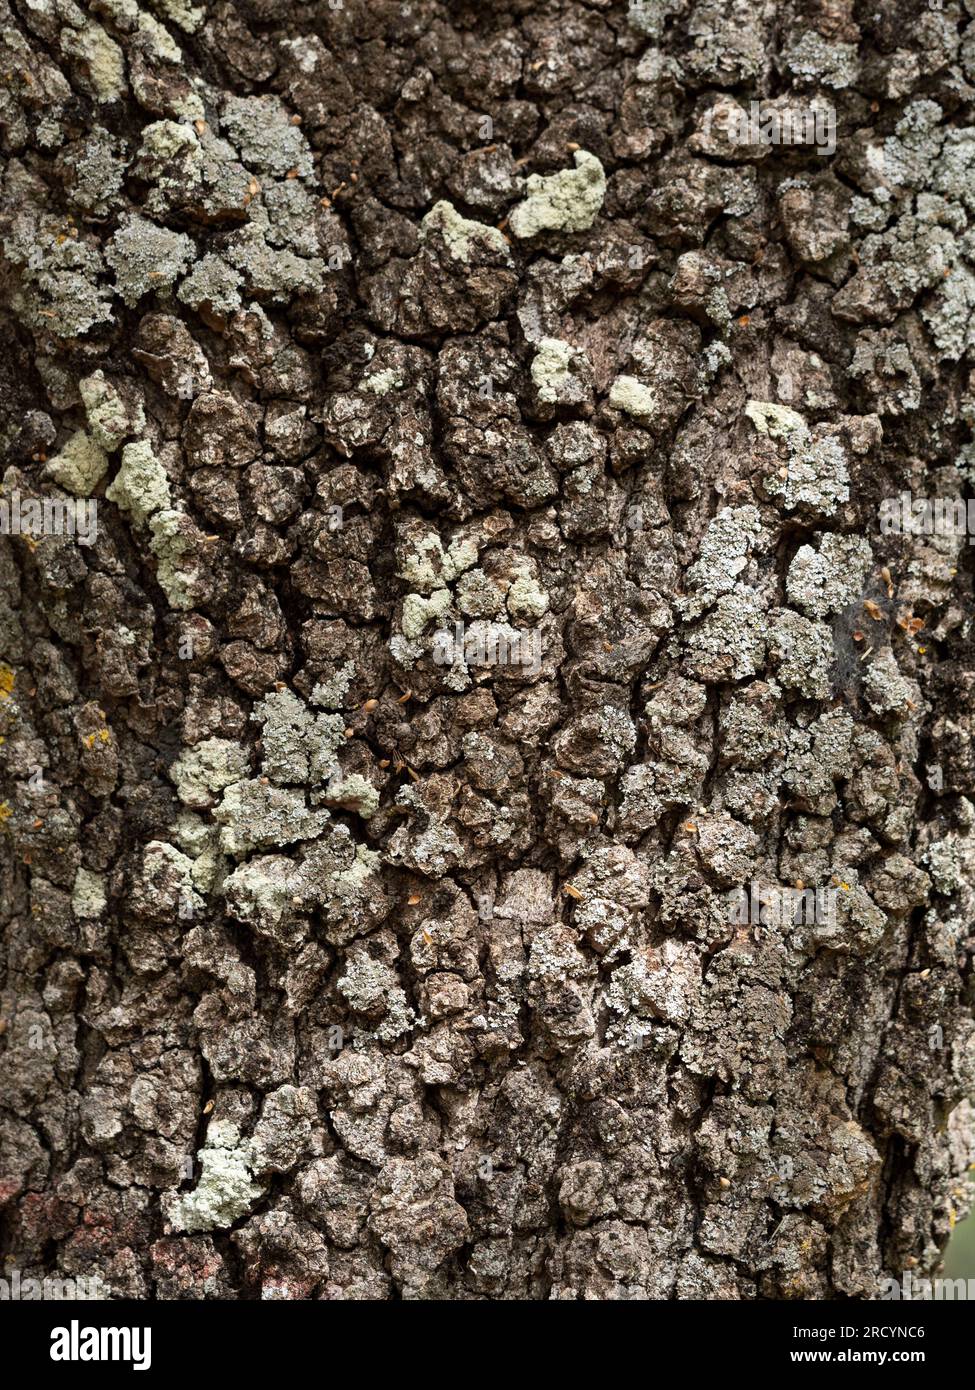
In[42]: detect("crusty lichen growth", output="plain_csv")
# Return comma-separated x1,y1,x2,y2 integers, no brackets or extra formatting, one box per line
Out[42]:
163,1120,265,1234
508,151,606,237
44,431,108,496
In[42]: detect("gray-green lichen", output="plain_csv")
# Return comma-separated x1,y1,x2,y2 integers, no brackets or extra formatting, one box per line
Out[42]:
163,1120,265,1234
213,779,331,857
105,441,172,527
44,430,108,496
169,738,251,809
252,688,346,786
787,534,874,618
147,509,203,610
746,401,850,516
220,95,314,179
71,867,107,919
105,215,195,307
421,200,511,263
531,338,575,403
177,254,244,319
79,371,144,451
508,151,606,238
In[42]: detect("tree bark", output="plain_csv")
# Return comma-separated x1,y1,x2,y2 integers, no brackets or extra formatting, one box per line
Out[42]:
2,0,975,1301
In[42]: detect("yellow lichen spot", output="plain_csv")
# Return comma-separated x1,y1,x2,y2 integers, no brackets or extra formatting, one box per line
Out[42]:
83,733,96,749
0,801,11,825
0,666,14,699
98,728,110,744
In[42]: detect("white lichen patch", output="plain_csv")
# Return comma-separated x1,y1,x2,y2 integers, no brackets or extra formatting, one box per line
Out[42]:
361,368,403,395
421,200,511,263
44,430,108,496
508,151,606,238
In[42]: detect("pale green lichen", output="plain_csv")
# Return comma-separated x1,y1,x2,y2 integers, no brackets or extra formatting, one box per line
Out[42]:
152,0,206,32
396,533,478,593
148,508,201,610
402,587,452,640
322,773,380,819
60,20,126,103
163,1120,265,1234
508,151,606,238
169,738,250,808
213,779,331,857
106,440,172,526
71,867,107,919
609,375,659,423
80,371,143,451
45,430,108,496
106,214,195,306
420,200,511,263
175,811,226,894
531,338,574,403
744,399,808,443
507,569,549,621
139,118,200,164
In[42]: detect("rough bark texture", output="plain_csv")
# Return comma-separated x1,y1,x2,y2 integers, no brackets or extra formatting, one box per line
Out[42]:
2,0,975,1303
